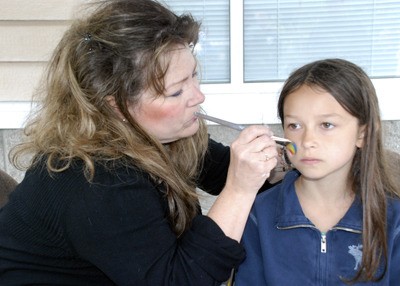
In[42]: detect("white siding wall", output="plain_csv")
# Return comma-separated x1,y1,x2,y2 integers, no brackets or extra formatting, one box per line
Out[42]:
0,0,84,101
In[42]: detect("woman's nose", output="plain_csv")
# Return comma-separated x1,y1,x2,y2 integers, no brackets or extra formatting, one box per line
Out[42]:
188,84,205,106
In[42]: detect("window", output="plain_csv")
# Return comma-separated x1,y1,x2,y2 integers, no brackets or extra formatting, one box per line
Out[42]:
244,0,400,82
167,0,230,83
166,0,400,123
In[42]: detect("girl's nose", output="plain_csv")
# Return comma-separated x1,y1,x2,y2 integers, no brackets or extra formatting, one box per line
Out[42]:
301,128,317,149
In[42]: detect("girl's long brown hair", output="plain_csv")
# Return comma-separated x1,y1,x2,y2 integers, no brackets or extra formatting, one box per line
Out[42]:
11,0,208,236
277,58,399,282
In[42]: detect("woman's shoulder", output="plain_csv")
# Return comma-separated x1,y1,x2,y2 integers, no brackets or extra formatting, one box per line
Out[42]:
91,159,151,186
17,157,156,202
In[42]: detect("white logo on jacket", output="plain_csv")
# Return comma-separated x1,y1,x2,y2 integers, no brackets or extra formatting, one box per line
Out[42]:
348,244,363,270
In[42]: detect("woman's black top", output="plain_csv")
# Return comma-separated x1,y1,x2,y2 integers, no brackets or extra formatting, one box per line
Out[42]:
0,139,272,285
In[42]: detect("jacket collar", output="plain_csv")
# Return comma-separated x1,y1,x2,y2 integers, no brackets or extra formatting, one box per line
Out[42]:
275,170,363,232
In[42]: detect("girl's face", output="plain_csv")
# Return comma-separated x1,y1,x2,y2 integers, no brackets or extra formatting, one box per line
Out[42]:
129,45,205,143
283,84,365,181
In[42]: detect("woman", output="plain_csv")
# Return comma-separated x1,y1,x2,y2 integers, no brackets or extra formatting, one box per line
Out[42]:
0,0,278,285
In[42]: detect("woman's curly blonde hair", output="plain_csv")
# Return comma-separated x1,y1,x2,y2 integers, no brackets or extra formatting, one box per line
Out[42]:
11,0,209,236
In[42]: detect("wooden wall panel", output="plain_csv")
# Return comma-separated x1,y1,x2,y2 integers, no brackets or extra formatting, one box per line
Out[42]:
0,63,46,101
0,22,69,62
0,0,85,102
0,0,85,20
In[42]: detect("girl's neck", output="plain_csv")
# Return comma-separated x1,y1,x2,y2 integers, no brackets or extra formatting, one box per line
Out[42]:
294,177,355,232
295,176,353,203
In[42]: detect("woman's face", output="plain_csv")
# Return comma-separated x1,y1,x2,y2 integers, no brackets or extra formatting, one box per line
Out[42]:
129,45,205,143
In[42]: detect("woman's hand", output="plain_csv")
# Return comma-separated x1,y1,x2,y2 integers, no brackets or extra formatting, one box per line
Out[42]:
207,125,278,241
225,125,278,194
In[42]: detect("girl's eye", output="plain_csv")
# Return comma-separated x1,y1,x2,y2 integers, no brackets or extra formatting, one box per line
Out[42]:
322,122,334,129
287,123,300,130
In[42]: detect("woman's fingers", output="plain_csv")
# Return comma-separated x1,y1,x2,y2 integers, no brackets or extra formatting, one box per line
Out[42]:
226,126,278,193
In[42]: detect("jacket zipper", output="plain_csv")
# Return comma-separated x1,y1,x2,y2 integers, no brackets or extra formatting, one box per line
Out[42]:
320,232,327,253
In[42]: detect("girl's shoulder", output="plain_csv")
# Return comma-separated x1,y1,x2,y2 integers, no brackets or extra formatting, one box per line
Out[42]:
387,196,400,242
255,170,299,206
387,196,400,223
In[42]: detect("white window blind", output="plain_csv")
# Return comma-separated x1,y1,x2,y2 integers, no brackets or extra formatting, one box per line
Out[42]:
165,0,230,83
244,0,400,82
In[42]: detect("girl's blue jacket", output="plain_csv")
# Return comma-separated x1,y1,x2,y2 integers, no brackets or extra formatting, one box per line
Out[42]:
236,170,400,285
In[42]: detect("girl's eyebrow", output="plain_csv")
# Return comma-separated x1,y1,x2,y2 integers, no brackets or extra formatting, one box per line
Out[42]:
285,113,342,119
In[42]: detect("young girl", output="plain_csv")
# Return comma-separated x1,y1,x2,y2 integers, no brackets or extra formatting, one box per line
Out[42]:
235,59,400,285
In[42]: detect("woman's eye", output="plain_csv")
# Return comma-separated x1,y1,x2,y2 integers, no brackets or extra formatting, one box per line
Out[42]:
169,90,183,97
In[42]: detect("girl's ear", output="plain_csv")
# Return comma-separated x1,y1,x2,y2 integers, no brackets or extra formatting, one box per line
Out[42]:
356,125,366,148
105,96,125,121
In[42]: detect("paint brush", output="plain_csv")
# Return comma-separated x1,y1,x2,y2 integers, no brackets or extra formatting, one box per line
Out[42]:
194,112,293,145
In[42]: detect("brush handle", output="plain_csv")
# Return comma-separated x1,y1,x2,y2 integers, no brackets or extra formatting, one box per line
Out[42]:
195,112,291,144
195,112,244,131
